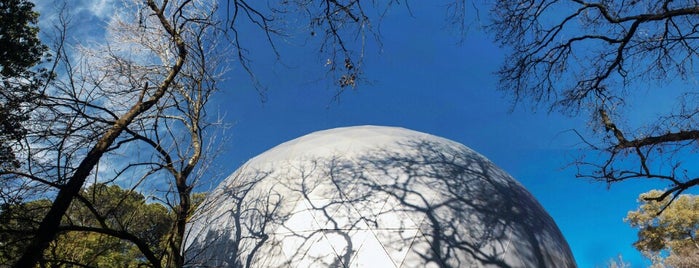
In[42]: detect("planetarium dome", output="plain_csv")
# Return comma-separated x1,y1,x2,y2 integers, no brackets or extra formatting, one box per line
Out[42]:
183,126,576,267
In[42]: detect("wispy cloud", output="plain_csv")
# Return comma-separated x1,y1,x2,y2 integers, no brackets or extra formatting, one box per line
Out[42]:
35,0,117,44
76,0,115,19
36,0,116,20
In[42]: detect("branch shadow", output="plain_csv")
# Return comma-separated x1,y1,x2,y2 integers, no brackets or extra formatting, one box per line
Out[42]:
183,138,576,267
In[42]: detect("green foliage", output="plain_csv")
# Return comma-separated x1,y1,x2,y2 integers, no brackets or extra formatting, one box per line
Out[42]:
0,184,173,267
45,231,143,268
74,184,171,251
190,192,207,213
626,190,699,267
0,0,48,170
0,198,51,264
0,0,44,77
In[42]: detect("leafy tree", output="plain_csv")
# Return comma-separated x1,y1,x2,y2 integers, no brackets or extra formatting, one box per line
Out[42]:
0,183,172,267
489,0,699,201
0,0,44,76
0,199,50,264
626,190,699,267
0,0,47,172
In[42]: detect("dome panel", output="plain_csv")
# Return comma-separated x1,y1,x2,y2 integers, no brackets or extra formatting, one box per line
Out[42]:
347,229,396,267
184,125,576,267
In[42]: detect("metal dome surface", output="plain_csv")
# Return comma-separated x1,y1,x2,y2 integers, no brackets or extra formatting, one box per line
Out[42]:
183,125,576,267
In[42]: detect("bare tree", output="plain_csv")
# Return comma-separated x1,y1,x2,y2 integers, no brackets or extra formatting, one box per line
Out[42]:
115,2,227,265
490,0,699,205
8,0,196,266
64,1,226,265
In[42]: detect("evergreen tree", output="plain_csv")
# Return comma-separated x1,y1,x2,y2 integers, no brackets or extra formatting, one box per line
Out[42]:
0,184,172,267
0,0,47,170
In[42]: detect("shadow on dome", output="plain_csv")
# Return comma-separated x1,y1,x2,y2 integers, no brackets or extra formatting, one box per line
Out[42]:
183,138,576,268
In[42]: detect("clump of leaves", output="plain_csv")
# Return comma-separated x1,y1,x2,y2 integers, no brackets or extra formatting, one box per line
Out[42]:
626,190,699,267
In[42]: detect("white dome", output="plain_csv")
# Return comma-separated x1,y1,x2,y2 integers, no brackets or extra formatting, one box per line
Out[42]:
184,126,576,267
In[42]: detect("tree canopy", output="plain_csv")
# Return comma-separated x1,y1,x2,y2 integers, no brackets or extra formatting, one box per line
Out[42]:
0,0,47,171
0,0,44,77
0,183,171,267
626,190,699,267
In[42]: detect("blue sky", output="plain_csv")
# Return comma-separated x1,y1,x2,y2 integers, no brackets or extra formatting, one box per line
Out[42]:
35,1,680,267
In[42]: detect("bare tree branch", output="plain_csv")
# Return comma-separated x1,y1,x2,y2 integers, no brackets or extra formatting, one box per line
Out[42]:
491,0,699,209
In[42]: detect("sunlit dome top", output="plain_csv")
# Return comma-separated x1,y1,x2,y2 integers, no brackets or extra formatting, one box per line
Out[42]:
184,125,576,267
